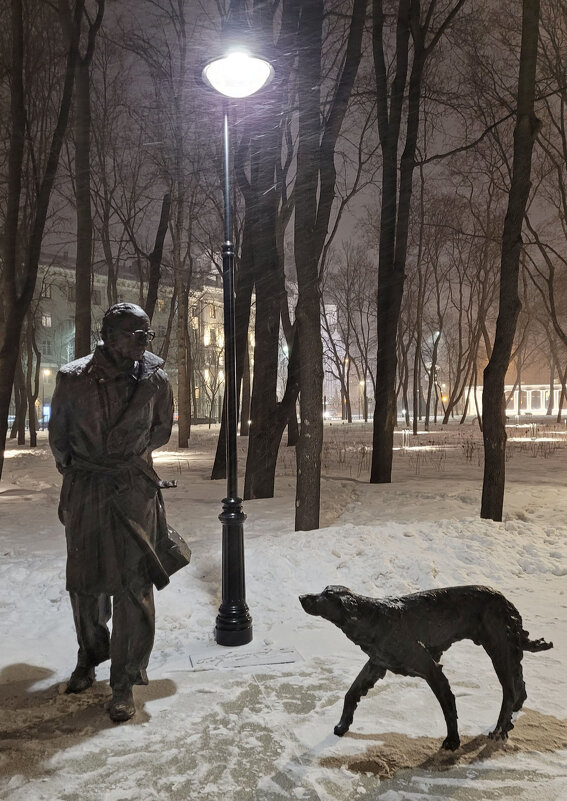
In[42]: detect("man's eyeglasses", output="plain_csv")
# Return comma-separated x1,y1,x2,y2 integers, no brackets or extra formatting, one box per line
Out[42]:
129,329,156,342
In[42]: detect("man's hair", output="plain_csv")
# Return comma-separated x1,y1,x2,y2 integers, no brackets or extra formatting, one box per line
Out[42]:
101,302,148,341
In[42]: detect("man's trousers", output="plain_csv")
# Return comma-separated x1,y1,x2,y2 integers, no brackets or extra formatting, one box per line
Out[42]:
69,575,155,691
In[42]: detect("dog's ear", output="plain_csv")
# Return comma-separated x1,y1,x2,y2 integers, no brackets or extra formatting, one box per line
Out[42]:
325,586,358,616
320,586,356,619
340,593,358,616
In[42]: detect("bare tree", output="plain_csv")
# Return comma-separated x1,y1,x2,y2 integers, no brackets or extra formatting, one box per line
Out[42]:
240,0,300,500
522,0,567,361
72,0,105,357
294,0,367,530
481,0,541,521
124,0,218,448
321,241,377,422
369,0,467,483
0,0,82,478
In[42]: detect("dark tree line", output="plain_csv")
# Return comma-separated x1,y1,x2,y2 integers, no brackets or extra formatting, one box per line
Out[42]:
0,0,559,527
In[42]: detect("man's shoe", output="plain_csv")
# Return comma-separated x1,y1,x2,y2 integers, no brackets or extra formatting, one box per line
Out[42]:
65,666,95,694
109,687,136,722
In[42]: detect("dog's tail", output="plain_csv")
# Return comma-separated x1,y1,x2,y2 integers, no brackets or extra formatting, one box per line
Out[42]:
521,630,553,652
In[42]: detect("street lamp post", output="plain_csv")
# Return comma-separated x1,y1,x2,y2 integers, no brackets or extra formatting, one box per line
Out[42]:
201,34,274,647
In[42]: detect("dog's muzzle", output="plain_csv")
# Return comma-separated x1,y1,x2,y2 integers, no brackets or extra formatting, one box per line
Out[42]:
299,593,319,615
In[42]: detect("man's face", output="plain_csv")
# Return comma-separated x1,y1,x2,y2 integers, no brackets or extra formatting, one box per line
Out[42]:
104,311,152,363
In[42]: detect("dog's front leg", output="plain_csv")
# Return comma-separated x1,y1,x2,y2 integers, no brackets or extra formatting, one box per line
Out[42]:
423,663,460,751
335,660,386,736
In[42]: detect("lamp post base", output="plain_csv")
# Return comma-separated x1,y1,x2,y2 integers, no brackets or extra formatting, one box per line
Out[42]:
214,619,253,647
215,497,253,646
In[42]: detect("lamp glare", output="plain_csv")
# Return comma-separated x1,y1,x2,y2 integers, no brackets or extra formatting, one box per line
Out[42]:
203,51,273,98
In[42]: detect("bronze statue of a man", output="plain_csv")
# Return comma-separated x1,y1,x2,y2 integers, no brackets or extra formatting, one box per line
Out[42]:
49,302,189,722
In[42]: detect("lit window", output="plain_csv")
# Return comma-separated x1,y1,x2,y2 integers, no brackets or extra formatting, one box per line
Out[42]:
210,305,216,319
42,314,52,328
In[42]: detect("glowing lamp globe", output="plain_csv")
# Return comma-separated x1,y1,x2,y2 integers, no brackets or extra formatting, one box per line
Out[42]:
202,50,274,98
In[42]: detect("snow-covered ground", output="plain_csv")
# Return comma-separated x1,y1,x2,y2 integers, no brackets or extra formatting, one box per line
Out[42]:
0,421,566,801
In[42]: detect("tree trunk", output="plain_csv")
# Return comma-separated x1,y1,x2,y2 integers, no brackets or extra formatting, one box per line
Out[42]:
74,57,93,358
481,0,540,521
243,110,283,498
370,0,466,482
145,192,171,321
294,0,366,529
211,214,255,480
240,342,250,437
547,358,554,416
73,2,104,355
556,363,567,423
425,338,440,431
294,0,325,530
0,0,26,468
25,323,38,448
176,277,191,448
370,0,413,483
11,354,27,445
0,0,80,478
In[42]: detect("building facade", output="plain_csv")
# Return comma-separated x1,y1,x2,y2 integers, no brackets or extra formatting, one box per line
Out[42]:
32,258,226,426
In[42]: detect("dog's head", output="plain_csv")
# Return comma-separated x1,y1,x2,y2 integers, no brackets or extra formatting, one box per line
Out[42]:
299,585,358,625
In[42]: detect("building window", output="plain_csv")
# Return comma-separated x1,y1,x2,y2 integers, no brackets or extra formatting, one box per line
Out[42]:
40,284,52,299
191,304,199,318
519,390,528,410
41,339,52,356
41,313,52,328
157,298,165,312
210,305,216,319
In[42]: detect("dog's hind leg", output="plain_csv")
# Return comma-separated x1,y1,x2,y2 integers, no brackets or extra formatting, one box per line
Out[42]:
512,664,527,712
334,660,386,736
402,646,460,750
481,629,522,740
423,663,460,751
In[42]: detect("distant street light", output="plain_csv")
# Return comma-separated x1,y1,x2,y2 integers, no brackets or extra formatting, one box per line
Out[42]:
201,17,274,647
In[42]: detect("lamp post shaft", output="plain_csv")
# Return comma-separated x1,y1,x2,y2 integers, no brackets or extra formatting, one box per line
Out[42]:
223,112,231,244
215,107,253,646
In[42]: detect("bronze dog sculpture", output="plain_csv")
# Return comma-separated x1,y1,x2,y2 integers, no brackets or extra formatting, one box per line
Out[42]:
299,585,552,750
